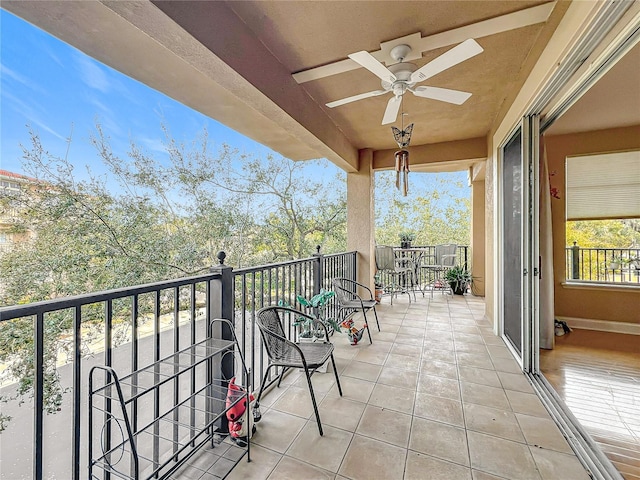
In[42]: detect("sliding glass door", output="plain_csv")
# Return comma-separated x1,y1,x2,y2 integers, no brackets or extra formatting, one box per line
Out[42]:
500,116,539,369
502,128,523,356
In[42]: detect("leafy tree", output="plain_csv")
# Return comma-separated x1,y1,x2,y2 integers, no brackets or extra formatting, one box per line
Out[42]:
566,219,640,248
375,171,470,246
167,139,347,262
0,124,347,429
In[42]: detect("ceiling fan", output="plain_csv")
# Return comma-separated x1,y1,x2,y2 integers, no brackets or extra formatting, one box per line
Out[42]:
326,39,483,125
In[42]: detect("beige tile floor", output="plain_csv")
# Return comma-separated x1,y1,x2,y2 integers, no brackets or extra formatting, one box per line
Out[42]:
200,293,592,480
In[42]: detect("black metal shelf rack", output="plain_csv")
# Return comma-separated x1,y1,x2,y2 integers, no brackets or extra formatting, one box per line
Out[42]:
89,319,251,479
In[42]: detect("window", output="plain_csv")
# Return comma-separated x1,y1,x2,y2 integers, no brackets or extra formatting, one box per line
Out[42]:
565,150,640,220
565,151,640,284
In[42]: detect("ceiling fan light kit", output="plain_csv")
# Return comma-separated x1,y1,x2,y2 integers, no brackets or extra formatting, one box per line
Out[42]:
325,38,484,125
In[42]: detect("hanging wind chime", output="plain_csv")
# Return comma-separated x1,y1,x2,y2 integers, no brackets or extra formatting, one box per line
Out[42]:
391,96,413,196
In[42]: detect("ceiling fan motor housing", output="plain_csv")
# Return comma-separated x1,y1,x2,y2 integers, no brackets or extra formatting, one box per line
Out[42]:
325,38,482,124
382,62,418,94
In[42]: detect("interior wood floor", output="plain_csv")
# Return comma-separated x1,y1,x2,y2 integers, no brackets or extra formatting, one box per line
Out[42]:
540,329,640,480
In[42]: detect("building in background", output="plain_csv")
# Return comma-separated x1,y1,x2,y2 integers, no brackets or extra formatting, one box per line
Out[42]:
0,170,34,252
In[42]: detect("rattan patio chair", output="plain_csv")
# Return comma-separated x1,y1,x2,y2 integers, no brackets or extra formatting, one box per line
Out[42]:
255,306,342,436
332,277,380,344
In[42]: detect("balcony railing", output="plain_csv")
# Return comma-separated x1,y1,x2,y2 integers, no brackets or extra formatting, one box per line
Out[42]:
234,250,355,392
0,250,356,480
376,245,470,292
565,244,640,284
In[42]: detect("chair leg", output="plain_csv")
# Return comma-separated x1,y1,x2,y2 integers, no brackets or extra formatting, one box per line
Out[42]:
255,364,275,404
372,306,380,332
303,365,323,436
330,354,343,397
362,309,373,344
276,366,288,388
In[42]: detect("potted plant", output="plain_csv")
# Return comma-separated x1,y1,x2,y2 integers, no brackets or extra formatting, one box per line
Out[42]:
374,273,383,303
608,255,622,270
443,265,472,295
399,232,415,249
295,289,340,340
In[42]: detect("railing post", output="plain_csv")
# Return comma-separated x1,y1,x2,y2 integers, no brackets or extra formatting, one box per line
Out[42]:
351,250,357,281
210,251,235,327
571,242,580,280
313,245,323,296
208,251,234,433
463,246,468,270
33,313,44,480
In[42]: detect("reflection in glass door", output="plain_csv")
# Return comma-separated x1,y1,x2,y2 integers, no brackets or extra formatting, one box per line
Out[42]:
502,128,523,355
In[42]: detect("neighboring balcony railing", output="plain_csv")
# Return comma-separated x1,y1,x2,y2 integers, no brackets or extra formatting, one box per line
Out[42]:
0,249,357,480
565,243,640,284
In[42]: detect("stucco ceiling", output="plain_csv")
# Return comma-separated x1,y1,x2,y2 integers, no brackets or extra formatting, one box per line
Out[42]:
224,1,560,150
2,1,576,171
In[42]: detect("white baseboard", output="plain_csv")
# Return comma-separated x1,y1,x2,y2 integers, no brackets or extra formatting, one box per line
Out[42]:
556,316,640,335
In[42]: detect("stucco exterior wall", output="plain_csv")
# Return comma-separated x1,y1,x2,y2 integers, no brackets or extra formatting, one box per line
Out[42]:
485,153,495,329
471,177,486,297
544,125,640,325
347,149,376,290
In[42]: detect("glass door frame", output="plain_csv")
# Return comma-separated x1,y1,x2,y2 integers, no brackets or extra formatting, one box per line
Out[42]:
497,115,539,373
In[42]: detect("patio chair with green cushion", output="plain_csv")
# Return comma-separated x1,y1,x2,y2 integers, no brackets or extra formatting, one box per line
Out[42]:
255,306,342,436
332,277,380,343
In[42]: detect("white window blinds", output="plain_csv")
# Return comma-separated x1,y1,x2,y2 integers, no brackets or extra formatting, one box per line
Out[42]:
565,150,640,220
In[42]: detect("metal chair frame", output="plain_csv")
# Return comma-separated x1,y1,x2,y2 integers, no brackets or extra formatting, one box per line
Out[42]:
421,243,458,297
255,306,342,436
374,245,415,304
332,277,381,344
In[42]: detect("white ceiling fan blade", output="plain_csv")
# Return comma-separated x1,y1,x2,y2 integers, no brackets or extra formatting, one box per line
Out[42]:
326,90,388,108
410,39,483,84
412,86,472,105
382,96,402,125
348,51,397,83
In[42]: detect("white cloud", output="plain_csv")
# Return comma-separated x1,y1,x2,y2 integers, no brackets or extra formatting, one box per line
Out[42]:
0,90,65,141
31,119,67,142
75,55,110,93
0,63,46,95
40,41,64,68
88,97,114,116
137,135,168,154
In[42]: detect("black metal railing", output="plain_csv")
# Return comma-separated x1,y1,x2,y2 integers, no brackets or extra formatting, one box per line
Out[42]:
232,250,356,394
0,249,357,480
565,244,640,284
0,271,225,480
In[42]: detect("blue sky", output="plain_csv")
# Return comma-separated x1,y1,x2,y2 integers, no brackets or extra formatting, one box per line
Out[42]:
0,9,466,205
1,9,328,184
